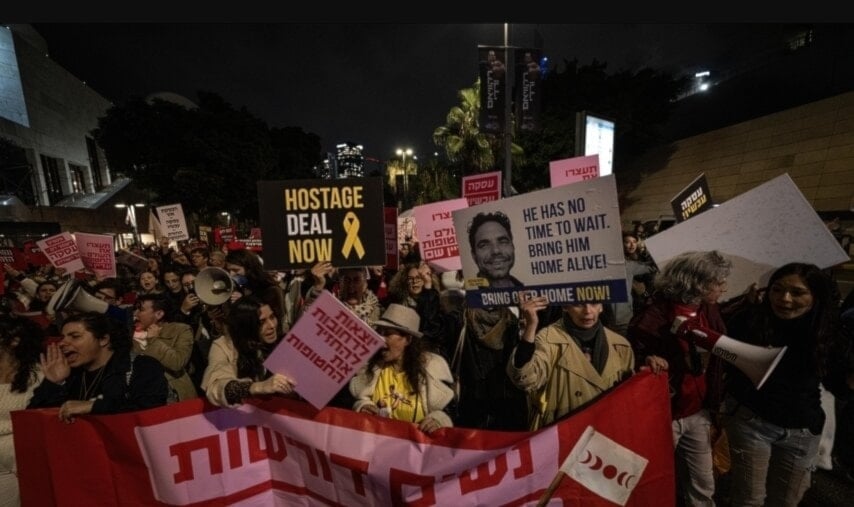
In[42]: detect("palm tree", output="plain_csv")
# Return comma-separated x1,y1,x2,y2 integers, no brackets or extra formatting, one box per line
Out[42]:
432,80,493,175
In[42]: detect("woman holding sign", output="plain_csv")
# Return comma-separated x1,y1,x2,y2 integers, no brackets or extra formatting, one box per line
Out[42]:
201,296,297,407
350,304,454,434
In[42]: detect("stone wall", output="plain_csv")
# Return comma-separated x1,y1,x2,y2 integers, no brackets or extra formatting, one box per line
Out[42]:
621,90,854,228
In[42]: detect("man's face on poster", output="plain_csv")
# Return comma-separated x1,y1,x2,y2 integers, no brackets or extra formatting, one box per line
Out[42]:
472,220,515,281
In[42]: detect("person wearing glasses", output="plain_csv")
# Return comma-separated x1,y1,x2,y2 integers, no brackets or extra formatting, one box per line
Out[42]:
387,262,445,358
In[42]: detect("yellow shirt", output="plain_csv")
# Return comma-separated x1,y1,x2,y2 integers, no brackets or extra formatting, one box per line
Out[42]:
372,366,424,423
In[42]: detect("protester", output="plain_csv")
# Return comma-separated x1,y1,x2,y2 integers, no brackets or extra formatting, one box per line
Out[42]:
305,262,381,325
0,315,44,506
455,302,529,431
508,295,638,430
720,263,854,506
28,312,168,420
349,304,454,433
160,266,186,317
628,250,731,507
225,249,286,335
201,296,297,407
189,247,210,271
606,231,657,335
209,250,226,269
137,271,162,295
387,262,445,356
25,281,59,313
132,294,197,402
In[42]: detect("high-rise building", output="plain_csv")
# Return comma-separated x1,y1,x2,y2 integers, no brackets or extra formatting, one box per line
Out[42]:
335,142,364,178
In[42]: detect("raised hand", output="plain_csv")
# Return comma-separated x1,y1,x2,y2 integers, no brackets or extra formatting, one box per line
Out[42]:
40,342,70,384
310,261,334,289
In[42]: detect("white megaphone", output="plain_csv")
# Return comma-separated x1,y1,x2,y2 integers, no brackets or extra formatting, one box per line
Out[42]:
194,267,235,306
672,316,787,389
46,280,109,316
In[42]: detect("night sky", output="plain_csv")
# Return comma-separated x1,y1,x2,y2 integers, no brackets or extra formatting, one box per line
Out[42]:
28,23,791,161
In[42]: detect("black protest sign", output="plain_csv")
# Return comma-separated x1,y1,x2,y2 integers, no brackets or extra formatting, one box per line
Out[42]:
258,178,386,270
671,173,714,222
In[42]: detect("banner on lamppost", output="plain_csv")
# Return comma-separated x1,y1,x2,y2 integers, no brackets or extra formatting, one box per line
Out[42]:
478,46,506,134
515,47,543,132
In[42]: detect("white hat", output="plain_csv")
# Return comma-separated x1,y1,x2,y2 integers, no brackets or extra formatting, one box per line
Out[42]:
374,304,423,339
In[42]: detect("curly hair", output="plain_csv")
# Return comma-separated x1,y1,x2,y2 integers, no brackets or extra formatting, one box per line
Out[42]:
62,312,131,352
365,328,427,391
0,315,44,393
653,250,731,304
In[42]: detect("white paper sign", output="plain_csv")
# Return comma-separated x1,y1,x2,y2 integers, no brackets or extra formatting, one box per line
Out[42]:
645,173,849,300
156,203,189,241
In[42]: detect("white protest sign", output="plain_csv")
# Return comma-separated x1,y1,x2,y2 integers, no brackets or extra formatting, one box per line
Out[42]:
74,232,116,278
36,232,85,273
156,203,189,241
263,290,385,409
413,198,468,273
452,174,627,308
645,173,849,301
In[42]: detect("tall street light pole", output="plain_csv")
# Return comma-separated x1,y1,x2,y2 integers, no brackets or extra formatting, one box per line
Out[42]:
396,147,413,210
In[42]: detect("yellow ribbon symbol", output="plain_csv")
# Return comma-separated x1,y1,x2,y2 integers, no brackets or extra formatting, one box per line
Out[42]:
341,211,365,259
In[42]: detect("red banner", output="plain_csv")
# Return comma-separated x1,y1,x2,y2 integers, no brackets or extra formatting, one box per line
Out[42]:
13,372,673,506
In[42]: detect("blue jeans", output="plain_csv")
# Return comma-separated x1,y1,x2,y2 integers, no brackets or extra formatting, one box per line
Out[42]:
721,396,820,507
673,409,716,506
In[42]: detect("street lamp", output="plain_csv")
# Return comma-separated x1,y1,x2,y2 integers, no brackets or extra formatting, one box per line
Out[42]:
396,148,413,210
115,202,145,247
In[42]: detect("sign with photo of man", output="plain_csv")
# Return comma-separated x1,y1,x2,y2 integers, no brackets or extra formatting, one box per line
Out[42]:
452,175,628,308
258,177,386,270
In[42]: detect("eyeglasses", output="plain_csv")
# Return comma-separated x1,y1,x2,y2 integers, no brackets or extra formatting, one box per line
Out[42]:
406,277,423,284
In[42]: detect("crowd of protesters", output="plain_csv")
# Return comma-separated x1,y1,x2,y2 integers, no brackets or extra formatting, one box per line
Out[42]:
1,224,853,507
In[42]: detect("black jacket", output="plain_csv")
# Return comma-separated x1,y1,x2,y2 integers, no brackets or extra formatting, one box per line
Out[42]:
28,348,168,414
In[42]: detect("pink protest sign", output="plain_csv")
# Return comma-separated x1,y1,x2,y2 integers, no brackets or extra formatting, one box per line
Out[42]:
36,232,85,273
462,171,501,206
264,290,385,409
75,232,117,278
413,198,468,273
549,154,600,187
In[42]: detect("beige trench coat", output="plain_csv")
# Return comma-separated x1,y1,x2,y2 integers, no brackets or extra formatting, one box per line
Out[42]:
507,321,635,429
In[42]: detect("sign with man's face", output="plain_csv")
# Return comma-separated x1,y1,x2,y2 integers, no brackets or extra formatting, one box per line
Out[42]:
452,175,627,308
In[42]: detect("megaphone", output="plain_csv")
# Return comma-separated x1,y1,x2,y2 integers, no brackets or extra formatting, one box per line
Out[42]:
672,316,787,389
46,280,109,316
195,267,235,306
